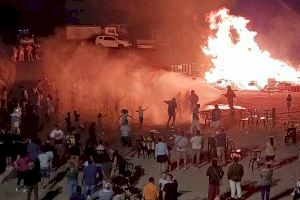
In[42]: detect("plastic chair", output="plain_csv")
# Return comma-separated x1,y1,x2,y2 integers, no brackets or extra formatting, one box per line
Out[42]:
239,110,250,127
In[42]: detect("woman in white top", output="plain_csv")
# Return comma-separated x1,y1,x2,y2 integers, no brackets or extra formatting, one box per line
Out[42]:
265,137,276,162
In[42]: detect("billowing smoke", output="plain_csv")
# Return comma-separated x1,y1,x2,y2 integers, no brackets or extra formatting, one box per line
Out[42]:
68,0,236,65
41,31,220,124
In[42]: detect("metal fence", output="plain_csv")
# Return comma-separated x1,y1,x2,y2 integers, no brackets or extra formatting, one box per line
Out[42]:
170,62,209,78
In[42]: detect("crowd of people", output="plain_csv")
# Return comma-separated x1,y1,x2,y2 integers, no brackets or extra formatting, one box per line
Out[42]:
12,42,41,63
0,76,299,200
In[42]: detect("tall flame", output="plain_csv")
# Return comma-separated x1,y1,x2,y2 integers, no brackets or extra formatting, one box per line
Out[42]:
203,8,300,90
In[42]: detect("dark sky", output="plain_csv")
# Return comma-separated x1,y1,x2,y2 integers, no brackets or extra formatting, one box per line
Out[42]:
0,0,300,59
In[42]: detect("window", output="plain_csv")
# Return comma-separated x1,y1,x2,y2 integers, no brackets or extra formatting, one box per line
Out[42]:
104,37,115,41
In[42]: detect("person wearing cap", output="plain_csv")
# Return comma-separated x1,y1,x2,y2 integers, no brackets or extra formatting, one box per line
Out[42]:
143,177,159,200
260,162,273,200
206,158,224,200
227,155,244,199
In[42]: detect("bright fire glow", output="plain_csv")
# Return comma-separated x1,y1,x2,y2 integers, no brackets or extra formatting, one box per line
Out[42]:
203,8,300,90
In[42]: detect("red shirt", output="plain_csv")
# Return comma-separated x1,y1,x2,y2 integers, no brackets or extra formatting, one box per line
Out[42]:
15,156,29,172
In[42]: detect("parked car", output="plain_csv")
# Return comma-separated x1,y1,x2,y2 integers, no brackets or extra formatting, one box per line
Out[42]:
95,35,132,48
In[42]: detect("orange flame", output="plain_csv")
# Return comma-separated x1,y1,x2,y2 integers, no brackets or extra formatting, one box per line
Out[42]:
203,8,300,90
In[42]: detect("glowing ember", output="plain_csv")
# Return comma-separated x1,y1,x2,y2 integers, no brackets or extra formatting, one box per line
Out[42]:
203,8,300,90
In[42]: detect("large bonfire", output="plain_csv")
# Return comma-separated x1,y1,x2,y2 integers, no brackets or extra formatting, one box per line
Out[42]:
203,8,300,90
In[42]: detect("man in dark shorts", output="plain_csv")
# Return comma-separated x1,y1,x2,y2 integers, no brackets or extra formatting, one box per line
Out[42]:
164,98,177,127
38,146,51,188
24,160,41,200
155,137,169,173
120,124,132,154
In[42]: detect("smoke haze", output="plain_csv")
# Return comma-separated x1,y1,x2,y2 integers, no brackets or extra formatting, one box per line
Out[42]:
42,32,220,124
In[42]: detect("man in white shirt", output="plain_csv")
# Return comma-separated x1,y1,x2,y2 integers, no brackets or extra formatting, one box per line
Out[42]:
155,137,169,173
190,130,203,168
50,124,65,159
174,131,188,170
158,172,169,199
38,147,51,188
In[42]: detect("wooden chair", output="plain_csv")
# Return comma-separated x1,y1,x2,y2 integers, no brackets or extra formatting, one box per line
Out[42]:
248,109,259,126
264,109,273,127
249,149,261,170
256,112,267,127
